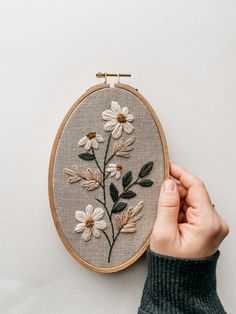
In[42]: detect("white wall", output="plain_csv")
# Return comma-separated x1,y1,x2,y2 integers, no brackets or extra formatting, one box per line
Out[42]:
0,1,235,313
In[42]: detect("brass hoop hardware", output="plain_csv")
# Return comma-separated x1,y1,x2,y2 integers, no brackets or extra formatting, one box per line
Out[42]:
96,72,131,82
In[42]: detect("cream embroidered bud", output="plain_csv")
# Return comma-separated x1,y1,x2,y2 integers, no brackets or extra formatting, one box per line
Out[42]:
78,131,104,150
81,168,101,191
113,136,135,158
115,201,144,233
101,101,134,139
74,204,107,241
64,164,82,183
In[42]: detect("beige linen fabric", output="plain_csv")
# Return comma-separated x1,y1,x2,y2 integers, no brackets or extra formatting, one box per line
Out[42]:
53,87,165,268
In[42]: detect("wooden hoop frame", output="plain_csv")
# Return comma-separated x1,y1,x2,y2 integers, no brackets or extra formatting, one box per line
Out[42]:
48,82,169,273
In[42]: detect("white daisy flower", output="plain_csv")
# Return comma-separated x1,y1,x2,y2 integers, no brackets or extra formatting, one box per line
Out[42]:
78,131,104,151
101,101,134,139
74,204,107,242
105,163,123,179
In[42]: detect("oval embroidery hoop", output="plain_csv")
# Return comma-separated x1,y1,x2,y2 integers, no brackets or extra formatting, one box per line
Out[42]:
48,74,169,273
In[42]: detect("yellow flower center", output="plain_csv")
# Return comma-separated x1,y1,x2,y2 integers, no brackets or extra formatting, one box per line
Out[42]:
116,164,123,171
117,113,127,123
85,217,94,228
86,131,96,139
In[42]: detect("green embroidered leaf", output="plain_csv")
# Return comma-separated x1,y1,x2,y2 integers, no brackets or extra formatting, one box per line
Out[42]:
138,161,154,178
110,182,119,202
78,152,95,160
138,179,153,187
112,202,127,213
120,190,137,199
122,170,132,188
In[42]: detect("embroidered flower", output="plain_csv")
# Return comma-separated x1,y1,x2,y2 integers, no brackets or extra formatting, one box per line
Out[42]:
105,163,123,179
74,204,107,241
81,168,101,191
113,136,135,158
115,201,144,233
78,131,104,150
64,165,82,183
101,101,134,139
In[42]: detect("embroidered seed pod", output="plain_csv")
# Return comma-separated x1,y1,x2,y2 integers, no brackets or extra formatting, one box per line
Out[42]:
49,81,169,273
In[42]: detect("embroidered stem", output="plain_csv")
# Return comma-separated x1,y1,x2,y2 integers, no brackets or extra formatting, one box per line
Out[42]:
102,133,115,241
101,230,112,248
105,152,115,165
108,230,121,263
95,198,114,236
91,147,103,174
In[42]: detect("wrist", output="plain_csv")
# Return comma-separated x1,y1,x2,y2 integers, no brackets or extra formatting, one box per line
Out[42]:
141,246,226,313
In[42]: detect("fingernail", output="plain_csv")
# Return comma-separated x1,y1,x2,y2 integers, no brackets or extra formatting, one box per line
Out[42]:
163,179,175,192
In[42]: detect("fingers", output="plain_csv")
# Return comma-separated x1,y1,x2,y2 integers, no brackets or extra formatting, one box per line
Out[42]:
176,183,187,199
155,179,180,230
171,163,213,211
170,164,201,189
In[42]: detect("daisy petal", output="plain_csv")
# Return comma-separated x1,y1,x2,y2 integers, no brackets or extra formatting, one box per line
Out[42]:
106,167,115,173
78,136,88,146
85,204,94,216
75,211,86,222
102,109,117,120
82,228,92,241
92,226,101,238
104,119,118,131
93,207,104,221
109,170,117,177
108,163,116,167
122,106,129,115
111,101,121,113
94,220,107,230
126,114,134,122
85,139,92,150
123,122,134,134
74,222,85,233
96,134,104,142
112,123,122,139
115,171,121,179
92,138,98,149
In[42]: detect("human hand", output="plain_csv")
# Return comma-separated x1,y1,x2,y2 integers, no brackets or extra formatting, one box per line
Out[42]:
150,163,229,258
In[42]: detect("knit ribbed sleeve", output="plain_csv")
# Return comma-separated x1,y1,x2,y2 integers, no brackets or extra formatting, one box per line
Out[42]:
138,247,226,314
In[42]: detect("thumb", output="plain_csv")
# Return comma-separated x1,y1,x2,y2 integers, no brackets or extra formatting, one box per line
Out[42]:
156,179,180,229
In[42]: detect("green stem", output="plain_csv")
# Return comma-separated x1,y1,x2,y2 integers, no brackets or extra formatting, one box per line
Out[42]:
108,230,121,263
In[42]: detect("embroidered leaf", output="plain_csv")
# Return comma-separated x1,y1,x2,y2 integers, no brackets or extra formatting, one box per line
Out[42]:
122,170,132,188
112,202,127,213
120,190,137,199
78,152,95,161
138,161,154,178
138,179,153,187
110,182,119,202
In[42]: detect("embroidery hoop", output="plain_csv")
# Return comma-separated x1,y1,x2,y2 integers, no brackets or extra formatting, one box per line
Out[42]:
48,75,169,273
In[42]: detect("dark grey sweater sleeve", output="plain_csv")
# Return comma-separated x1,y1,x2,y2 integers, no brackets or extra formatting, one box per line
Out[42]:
138,247,226,314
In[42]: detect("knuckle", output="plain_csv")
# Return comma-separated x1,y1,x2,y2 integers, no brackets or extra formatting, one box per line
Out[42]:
196,180,206,189
158,198,178,210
